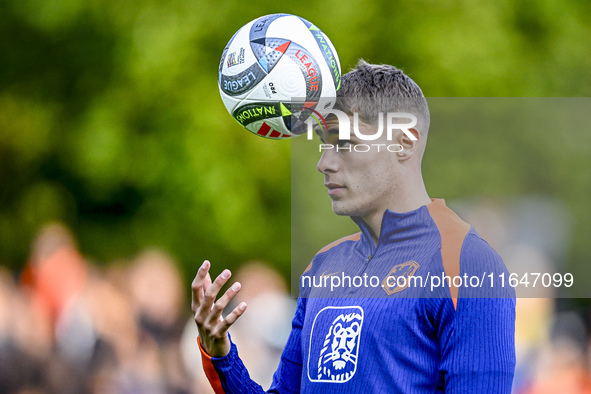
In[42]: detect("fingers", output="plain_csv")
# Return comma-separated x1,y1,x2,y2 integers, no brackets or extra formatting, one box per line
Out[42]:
191,260,210,312
195,268,231,324
201,269,231,311
191,262,247,341
207,281,242,325
217,302,248,335
197,272,212,311
202,272,212,302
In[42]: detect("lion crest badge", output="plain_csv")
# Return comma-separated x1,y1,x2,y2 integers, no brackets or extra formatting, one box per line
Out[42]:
307,306,364,383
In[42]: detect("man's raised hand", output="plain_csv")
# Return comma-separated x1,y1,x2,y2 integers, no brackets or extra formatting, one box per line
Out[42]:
191,260,247,357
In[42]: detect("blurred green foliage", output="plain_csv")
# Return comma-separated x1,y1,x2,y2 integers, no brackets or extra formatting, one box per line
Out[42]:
0,0,589,285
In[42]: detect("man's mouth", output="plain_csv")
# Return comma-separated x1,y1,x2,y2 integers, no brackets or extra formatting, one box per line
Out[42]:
325,182,346,196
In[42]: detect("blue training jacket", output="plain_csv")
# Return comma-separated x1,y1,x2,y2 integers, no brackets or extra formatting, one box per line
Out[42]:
200,199,516,393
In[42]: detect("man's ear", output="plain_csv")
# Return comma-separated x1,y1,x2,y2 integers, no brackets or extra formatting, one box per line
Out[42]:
397,128,420,160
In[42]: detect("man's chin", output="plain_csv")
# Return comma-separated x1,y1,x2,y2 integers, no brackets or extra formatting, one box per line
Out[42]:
331,203,355,217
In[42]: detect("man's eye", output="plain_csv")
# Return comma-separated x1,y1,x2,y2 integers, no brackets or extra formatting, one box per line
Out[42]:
337,140,353,147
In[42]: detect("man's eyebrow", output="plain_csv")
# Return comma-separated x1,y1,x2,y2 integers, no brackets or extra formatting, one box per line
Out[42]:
312,127,325,143
315,127,339,143
315,128,339,136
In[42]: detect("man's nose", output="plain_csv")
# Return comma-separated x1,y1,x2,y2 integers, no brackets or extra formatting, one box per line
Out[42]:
317,147,339,174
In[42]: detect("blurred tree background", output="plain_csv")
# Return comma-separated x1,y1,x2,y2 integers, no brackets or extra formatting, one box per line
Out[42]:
0,0,589,286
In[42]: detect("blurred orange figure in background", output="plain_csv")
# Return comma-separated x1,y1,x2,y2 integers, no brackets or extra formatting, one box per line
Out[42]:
21,223,88,329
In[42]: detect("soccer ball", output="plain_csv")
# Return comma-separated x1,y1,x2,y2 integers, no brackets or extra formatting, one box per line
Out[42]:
218,14,341,139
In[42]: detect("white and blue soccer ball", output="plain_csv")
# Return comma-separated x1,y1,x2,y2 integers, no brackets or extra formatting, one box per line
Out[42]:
218,14,341,139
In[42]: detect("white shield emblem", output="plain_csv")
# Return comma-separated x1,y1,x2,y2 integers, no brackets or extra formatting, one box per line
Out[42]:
307,306,364,383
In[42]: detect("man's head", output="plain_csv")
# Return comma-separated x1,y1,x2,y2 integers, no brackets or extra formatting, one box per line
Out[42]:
317,60,431,219
334,59,430,141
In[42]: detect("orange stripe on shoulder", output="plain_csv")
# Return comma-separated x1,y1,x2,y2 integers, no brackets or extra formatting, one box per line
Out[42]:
303,233,361,274
427,199,470,310
198,337,226,394
317,232,361,254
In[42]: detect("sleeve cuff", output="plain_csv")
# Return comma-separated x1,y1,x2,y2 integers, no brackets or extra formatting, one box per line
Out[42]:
211,339,239,370
198,336,227,394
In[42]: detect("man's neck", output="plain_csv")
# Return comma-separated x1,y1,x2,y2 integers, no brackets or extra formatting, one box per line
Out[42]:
362,184,431,246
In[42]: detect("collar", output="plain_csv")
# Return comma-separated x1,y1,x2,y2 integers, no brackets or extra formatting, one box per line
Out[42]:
351,199,445,255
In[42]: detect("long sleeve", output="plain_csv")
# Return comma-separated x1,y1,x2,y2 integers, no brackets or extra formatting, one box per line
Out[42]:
439,232,516,392
200,297,306,393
